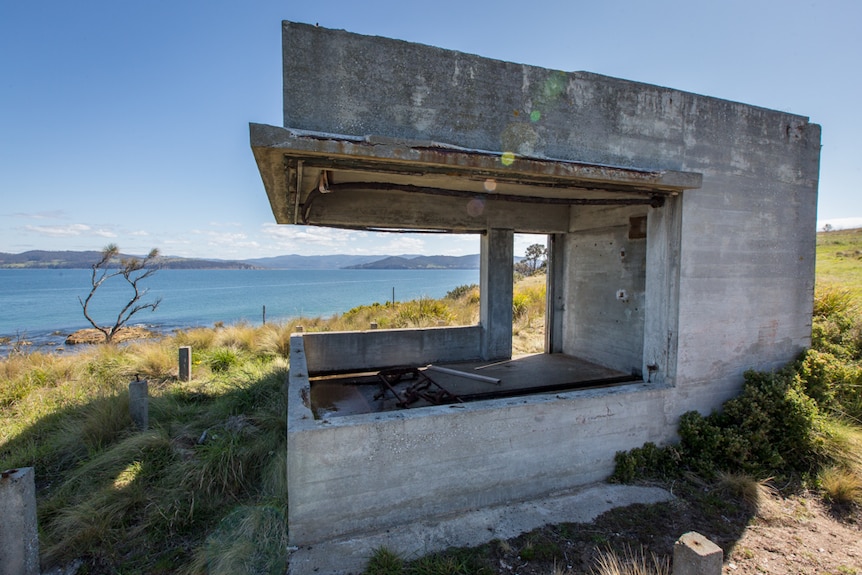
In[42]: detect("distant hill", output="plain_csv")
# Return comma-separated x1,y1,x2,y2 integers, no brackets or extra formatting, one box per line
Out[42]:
243,254,390,270
0,250,482,270
345,254,480,270
0,250,255,270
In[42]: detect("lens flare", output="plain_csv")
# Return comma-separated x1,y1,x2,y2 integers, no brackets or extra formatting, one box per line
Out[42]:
530,110,541,123
466,198,485,217
484,179,497,192
501,151,515,166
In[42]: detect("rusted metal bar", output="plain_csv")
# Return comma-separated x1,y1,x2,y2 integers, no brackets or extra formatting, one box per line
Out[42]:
425,364,501,385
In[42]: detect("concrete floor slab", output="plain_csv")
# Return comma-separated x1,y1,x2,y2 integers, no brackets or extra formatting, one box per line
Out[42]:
287,482,673,575
311,353,636,418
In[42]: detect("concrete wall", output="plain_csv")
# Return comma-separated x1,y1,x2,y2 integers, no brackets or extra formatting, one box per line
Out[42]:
539,72,820,404
288,335,673,546
564,206,648,376
299,326,483,374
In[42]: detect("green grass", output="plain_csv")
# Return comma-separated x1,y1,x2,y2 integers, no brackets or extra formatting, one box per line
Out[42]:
1,328,289,573
817,227,862,298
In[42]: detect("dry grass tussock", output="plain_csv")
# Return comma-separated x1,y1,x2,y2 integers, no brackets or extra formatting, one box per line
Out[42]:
588,546,669,575
716,472,782,520
818,419,862,504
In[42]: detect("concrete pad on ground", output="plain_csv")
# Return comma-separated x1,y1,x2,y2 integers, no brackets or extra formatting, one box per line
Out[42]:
287,482,673,575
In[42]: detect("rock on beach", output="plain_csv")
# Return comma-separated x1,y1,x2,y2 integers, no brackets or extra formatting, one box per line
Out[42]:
64,326,156,345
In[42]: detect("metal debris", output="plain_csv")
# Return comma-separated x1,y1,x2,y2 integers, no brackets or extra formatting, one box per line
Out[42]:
375,367,463,408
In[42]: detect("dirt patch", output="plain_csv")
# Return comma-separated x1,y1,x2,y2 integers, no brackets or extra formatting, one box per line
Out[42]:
722,495,861,574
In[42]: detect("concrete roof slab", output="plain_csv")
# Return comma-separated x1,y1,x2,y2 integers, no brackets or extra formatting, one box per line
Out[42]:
250,123,702,229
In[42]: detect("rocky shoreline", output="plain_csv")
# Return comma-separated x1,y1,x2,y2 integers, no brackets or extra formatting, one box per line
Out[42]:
63,326,158,345
1,325,170,356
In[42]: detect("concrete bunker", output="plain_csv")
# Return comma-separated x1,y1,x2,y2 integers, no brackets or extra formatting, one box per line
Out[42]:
250,21,820,551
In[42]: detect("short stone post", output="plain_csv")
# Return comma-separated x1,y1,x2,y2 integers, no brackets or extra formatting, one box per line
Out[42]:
370,322,378,330
129,378,149,430
295,325,304,333
178,346,192,382
673,531,723,575
0,467,40,575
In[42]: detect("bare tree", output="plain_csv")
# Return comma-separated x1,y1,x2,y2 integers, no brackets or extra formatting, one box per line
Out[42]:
79,244,162,343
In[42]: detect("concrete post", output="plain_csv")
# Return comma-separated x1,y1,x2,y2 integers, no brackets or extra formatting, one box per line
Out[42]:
545,232,565,354
178,346,192,382
673,531,723,575
480,228,514,360
129,379,149,430
0,467,40,575
369,322,378,330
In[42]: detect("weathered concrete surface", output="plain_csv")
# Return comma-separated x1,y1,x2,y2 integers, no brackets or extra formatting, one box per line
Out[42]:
128,379,148,430
287,483,673,575
566,206,648,376
281,22,690,169
289,336,674,547
673,531,723,575
178,346,191,382
297,326,483,375
480,229,513,359
249,123,701,231
0,467,39,575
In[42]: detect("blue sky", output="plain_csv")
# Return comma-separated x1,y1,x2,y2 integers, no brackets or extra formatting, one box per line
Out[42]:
2,0,859,260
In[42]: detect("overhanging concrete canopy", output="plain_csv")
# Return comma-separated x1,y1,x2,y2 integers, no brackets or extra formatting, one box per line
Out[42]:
250,123,702,234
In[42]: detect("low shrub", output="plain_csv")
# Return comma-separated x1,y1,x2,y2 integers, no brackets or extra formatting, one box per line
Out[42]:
445,283,479,301
613,367,825,483
393,298,452,328
615,281,862,491
612,442,680,484
204,347,242,373
812,285,862,361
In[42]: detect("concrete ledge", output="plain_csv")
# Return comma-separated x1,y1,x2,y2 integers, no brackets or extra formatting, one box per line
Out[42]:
300,326,483,374
287,483,673,575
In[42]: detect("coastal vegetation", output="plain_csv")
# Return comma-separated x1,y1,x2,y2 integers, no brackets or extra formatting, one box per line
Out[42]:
0,275,545,574
2,229,862,573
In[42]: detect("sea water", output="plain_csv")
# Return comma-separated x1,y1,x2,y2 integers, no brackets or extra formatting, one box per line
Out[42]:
0,268,479,351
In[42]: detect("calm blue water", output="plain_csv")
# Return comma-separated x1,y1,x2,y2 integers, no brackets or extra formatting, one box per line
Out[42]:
0,269,479,352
